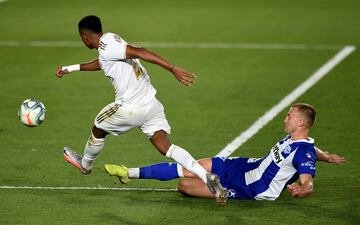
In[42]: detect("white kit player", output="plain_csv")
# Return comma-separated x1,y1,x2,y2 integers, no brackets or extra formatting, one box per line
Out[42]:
55,15,228,204
105,103,346,200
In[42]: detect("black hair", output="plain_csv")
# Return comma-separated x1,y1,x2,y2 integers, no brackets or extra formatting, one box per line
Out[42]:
78,15,102,33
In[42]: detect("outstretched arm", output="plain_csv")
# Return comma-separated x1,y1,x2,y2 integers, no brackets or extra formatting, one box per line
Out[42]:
287,174,314,198
126,45,196,86
315,147,346,165
55,59,100,78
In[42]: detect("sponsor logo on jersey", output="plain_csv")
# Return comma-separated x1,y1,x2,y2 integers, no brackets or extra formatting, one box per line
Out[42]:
306,152,313,159
271,144,283,164
283,145,292,154
301,161,316,170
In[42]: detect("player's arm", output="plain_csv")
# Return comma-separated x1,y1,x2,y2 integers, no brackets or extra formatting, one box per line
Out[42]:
55,59,101,78
125,45,196,86
315,147,346,165
287,174,314,198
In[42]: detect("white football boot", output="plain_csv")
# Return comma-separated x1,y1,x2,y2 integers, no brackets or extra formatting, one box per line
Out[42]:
63,147,91,174
206,173,228,205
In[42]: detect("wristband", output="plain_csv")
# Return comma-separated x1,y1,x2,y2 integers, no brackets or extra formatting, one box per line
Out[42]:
62,64,80,72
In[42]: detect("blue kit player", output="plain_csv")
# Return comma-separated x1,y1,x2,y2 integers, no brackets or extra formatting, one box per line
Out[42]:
105,103,346,201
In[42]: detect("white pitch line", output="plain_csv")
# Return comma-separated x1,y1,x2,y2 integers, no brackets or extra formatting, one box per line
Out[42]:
0,40,347,50
0,185,178,192
0,0,8,3
134,42,345,50
217,45,356,157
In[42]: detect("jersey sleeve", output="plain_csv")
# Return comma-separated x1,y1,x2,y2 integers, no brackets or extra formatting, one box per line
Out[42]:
100,34,127,61
293,146,317,176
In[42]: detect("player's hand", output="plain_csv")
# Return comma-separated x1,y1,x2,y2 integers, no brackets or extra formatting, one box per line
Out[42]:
287,183,301,197
327,153,346,165
55,67,69,78
171,66,196,86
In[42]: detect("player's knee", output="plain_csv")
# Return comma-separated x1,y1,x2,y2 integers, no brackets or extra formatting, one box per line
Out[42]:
159,145,171,155
177,179,192,196
92,126,108,139
197,159,212,172
88,132,105,146
150,130,171,155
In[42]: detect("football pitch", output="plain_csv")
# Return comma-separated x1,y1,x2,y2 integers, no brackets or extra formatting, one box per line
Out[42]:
0,0,359,224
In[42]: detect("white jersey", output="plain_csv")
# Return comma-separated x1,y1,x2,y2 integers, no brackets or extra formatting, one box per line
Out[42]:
98,33,156,105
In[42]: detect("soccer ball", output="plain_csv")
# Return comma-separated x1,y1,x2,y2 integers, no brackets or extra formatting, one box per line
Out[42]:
18,99,46,127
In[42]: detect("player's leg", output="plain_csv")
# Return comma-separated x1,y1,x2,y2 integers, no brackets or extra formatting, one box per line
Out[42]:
150,131,228,204
63,125,107,174
105,158,211,183
139,98,209,183
182,158,212,177
140,98,228,204
81,126,108,172
177,178,214,199
92,125,108,138
105,162,182,182
179,158,228,205
150,130,208,183
78,101,120,173
64,102,126,173
178,176,227,205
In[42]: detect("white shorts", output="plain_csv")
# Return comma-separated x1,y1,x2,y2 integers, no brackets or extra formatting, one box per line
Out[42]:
94,97,171,138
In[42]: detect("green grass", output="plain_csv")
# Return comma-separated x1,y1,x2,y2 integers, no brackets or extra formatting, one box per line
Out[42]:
0,0,359,224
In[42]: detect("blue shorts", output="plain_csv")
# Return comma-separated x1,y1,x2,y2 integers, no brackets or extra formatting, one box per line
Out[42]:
211,157,253,199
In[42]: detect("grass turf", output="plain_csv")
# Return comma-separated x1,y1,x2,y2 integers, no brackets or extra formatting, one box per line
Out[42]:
0,0,359,224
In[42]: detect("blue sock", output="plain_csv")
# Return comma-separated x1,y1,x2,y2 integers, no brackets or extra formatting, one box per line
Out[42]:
139,162,180,181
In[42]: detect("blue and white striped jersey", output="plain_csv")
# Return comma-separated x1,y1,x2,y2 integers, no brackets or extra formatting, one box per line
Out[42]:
212,135,317,200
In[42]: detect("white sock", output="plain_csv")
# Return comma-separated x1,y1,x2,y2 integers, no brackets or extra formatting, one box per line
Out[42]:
128,168,140,178
166,144,207,183
177,164,184,178
81,133,105,170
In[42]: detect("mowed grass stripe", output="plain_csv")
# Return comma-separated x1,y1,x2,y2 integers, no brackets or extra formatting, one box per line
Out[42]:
0,40,348,50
